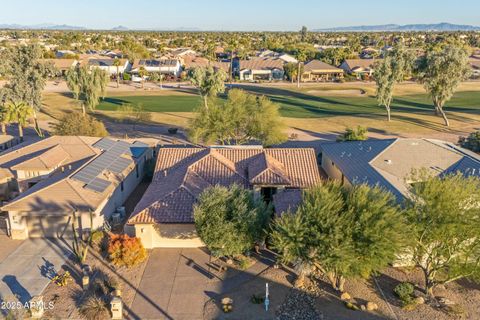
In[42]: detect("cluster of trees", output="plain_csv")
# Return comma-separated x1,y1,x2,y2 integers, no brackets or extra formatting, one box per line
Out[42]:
188,67,287,146
272,174,480,297
375,42,470,126
195,174,480,298
0,44,53,139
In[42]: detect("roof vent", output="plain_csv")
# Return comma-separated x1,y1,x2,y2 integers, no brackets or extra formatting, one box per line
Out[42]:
385,159,392,164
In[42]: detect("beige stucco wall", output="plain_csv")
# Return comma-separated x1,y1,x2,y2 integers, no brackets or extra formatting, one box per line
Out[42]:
321,154,352,187
130,223,204,249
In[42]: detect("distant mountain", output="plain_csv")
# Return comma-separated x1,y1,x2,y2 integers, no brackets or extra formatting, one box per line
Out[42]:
315,22,480,32
112,25,129,31
0,23,86,30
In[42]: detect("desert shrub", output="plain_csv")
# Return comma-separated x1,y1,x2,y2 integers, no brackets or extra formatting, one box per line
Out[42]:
394,282,414,304
108,234,147,268
337,126,368,141
123,73,131,81
90,230,105,247
79,295,109,320
459,131,480,153
53,112,108,137
51,271,72,287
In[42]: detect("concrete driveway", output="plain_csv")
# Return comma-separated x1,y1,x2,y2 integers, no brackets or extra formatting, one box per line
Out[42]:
0,238,72,304
129,248,220,320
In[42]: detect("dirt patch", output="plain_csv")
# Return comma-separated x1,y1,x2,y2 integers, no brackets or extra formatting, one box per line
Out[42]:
307,89,366,96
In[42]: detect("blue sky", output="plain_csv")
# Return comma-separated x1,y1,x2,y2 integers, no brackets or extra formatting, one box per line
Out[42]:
2,0,479,30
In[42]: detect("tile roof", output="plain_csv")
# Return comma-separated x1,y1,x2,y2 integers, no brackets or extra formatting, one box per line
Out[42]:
128,147,321,224
320,138,480,201
239,58,284,71
11,145,70,171
343,59,379,71
304,60,344,73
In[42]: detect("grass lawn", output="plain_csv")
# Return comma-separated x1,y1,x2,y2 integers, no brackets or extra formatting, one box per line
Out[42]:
95,89,480,120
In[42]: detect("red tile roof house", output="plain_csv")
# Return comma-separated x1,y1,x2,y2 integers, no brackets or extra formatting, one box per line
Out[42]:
125,146,321,248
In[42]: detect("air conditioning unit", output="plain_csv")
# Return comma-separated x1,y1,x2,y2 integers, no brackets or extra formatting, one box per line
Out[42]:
111,213,122,225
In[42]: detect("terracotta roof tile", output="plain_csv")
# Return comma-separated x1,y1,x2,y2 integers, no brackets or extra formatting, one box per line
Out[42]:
128,147,321,224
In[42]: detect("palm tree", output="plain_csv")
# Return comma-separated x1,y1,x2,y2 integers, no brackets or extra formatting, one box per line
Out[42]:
138,67,147,89
6,101,33,141
113,58,121,88
0,104,13,135
295,50,307,88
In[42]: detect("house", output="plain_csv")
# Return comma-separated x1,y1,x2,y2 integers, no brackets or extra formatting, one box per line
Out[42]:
126,146,321,248
130,59,182,78
339,59,379,79
258,50,298,63
169,48,197,58
86,58,130,75
238,58,284,81
55,50,76,58
319,138,480,201
469,56,480,78
0,136,152,239
181,55,230,73
41,59,78,76
301,60,344,82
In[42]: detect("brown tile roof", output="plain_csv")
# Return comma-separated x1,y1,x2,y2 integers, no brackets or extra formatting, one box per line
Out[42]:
128,147,321,224
182,56,229,72
304,60,344,73
343,59,379,70
239,57,284,71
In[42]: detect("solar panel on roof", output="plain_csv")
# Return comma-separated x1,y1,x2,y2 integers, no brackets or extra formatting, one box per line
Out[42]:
93,138,116,150
85,177,111,193
109,157,132,174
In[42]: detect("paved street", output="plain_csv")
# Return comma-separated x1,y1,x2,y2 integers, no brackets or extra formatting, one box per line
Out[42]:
0,238,71,304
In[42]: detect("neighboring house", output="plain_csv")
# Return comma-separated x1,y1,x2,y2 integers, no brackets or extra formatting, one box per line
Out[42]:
238,58,284,81
181,55,230,73
41,59,78,76
0,136,151,239
126,146,321,248
170,48,197,58
258,50,298,63
302,60,344,82
55,49,76,58
130,59,182,78
469,56,480,78
0,135,22,152
339,59,379,79
86,58,130,75
319,138,480,201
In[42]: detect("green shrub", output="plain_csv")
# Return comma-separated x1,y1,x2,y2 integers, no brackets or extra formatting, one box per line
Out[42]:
53,112,108,137
337,126,368,142
123,73,131,81
90,230,104,246
394,282,414,304
459,131,480,153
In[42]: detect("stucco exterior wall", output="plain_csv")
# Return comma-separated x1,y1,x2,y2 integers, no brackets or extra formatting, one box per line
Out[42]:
131,223,204,249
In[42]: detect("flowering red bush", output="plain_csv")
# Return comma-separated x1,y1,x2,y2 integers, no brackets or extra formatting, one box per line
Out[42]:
108,234,147,268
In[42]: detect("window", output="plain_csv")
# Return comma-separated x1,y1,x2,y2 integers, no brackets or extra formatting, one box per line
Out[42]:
135,164,139,178
121,181,124,192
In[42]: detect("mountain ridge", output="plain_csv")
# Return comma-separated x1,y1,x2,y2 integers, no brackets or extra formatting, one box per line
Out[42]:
315,22,480,32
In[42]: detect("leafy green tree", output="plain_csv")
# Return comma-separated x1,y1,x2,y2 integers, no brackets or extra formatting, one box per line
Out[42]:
375,44,414,121
194,184,270,258
416,45,471,126
284,62,303,83
272,182,406,290
0,44,54,137
188,66,227,109
189,89,286,146
300,26,308,42
459,131,480,153
337,126,368,141
405,172,480,297
53,112,108,137
66,66,109,115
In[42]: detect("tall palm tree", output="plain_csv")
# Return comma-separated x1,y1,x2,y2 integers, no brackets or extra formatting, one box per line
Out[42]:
6,101,33,141
138,67,147,89
295,49,307,88
0,104,13,135
113,58,121,88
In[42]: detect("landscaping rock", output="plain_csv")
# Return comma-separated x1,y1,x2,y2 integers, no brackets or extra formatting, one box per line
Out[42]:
414,296,425,305
438,297,455,306
345,302,360,311
366,301,378,311
276,287,321,320
360,304,366,311
340,292,351,300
